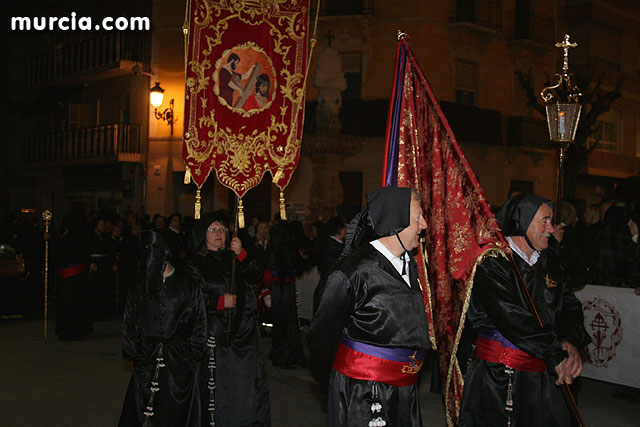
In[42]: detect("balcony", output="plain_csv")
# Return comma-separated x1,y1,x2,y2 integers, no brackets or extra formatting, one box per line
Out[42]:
507,117,551,150
26,32,150,87
453,0,502,31
441,102,502,145
513,11,555,46
23,123,142,165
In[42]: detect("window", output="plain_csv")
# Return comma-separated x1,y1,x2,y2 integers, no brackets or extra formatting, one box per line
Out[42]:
455,59,478,106
341,52,362,101
592,120,619,153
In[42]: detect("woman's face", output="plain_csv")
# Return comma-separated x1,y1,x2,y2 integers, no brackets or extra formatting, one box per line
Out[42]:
206,221,227,251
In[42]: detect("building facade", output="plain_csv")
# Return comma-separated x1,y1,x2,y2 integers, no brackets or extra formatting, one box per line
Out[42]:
3,0,639,225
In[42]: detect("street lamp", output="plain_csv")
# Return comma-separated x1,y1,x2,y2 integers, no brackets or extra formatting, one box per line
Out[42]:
150,82,174,136
540,34,582,213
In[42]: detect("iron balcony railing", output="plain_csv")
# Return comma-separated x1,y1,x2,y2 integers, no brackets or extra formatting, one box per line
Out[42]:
26,32,150,86
513,11,555,46
23,123,141,163
454,0,502,31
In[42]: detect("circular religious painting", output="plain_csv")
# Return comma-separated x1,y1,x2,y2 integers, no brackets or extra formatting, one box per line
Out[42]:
214,42,276,116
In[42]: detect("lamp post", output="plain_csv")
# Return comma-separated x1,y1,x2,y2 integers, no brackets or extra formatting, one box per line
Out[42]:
540,34,582,217
150,82,174,136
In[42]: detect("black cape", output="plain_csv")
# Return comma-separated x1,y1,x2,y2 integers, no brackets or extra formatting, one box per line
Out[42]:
309,243,430,427
118,269,207,427
459,249,591,427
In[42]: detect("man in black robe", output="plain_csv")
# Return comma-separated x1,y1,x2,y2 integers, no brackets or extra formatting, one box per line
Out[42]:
459,194,591,426
310,187,430,427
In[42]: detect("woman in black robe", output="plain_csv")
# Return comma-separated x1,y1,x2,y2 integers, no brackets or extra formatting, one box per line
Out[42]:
119,230,207,427
190,211,270,427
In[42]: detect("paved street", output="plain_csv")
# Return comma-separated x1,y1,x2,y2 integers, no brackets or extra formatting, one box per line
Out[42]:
1,314,638,426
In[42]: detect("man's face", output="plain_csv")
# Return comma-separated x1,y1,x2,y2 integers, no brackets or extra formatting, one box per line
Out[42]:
397,197,427,251
96,219,105,234
258,82,268,96
628,219,638,237
170,216,181,230
526,203,555,252
256,222,270,240
230,59,239,70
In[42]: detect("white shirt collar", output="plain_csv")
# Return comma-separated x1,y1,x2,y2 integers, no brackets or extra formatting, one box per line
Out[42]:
506,236,539,267
370,240,411,286
330,235,344,244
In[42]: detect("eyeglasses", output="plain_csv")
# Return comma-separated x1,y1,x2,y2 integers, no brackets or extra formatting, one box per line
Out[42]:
207,227,227,234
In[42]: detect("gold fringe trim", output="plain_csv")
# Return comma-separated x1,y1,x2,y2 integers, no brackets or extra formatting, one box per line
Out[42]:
238,198,245,229
195,189,201,219
420,237,437,349
442,247,508,427
279,191,287,221
184,168,192,184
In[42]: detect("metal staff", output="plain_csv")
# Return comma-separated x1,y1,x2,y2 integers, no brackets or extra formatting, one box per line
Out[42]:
508,252,585,427
225,197,241,345
42,209,52,342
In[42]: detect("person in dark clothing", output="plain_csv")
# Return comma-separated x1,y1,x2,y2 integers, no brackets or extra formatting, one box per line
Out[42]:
591,205,630,286
459,194,591,427
88,217,116,319
166,213,188,265
309,187,430,427
119,229,207,427
118,222,143,316
312,216,346,314
54,209,93,340
190,211,270,427
267,221,306,369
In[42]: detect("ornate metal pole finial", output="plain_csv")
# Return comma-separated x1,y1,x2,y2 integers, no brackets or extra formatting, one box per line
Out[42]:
397,30,408,41
555,34,578,76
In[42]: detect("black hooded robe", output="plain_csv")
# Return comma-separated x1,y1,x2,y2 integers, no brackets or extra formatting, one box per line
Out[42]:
118,269,207,427
191,249,271,427
459,194,590,427
310,243,430,427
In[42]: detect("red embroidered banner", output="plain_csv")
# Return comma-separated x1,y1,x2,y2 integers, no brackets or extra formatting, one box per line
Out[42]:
183,0,310,199
384,37,509,426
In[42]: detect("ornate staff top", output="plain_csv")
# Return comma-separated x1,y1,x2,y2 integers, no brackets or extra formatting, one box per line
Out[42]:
42,209,52,222
397,30,408,41
540,34,581,103
556,34,577,76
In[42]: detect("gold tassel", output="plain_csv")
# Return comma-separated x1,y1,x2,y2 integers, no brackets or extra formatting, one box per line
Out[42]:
280,191,287,221
238,198,245,229
195,189,201,219
184,168,191,184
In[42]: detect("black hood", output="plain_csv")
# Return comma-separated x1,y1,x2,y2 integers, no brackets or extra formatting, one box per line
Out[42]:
496,194,552,237
340,187,412,261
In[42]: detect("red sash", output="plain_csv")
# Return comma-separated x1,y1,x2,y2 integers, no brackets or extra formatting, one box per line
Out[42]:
332,341,424,387
475,337,547,372
56,264,87,279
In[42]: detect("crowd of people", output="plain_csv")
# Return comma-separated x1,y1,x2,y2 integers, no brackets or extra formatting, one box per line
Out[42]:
0,190,639,426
